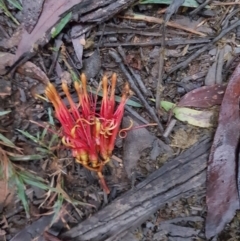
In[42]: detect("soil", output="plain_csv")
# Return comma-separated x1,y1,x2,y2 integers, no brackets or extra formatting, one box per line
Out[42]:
0,1,240,241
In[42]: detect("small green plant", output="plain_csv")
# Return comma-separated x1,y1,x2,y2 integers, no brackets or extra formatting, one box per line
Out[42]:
0,0,20,25
0,109,92,220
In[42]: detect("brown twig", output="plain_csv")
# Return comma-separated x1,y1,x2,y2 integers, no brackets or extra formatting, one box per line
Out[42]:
98,38,211,48
221,8,240,29
120,14,206,36
109,50,164,133
117,46,149,96
168,20,240,74
124,105,149,125
212,1,240,6
189,0,214,16
163,119,177,138
48,39,63,75
155,27,165,113
96,30,161,36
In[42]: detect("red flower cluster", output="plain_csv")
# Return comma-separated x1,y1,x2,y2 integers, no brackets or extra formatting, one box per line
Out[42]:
45,73,130,193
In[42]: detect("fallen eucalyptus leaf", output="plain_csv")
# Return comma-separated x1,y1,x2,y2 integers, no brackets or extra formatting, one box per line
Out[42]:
206,62,240,239
178,84,226,108
161,100,216,128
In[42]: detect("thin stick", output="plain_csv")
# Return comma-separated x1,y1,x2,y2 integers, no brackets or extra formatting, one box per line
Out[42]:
168,20,240,74
117,46,148,96
189,0,214,16
212,2,240,6
109,50,164,133
98,38,211,48
120,15,206,37
163,119,177,138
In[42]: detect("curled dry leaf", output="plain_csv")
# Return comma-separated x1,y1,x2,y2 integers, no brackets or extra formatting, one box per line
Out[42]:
17,61,49,85
161,101,217,128
205,62,240,239
178,84,226,108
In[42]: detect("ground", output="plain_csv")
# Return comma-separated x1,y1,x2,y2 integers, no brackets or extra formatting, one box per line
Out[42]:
0,1,240,241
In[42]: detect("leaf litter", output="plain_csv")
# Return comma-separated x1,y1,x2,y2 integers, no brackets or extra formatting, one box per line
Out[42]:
3,1,240,240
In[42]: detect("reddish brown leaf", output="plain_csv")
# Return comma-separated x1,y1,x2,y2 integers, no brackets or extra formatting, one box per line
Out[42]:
125,54,142,70
178,84,226,108
15,0,83,60
205,64,240,239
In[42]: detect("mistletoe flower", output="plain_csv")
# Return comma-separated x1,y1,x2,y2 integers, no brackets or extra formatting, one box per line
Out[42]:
45,73,130,194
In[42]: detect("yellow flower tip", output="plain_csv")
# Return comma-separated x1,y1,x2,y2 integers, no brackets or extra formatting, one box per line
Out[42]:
80,73,88,95
110,73,117,98
74,81,82,105
74,81,80,91
95,118,101,138
102,75,108,97
61,79,69,93
79,152,88,165
122,83,130,100
45,82,61,107
111,73,117,85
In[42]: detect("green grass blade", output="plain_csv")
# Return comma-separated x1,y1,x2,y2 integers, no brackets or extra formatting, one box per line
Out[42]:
17,129,39,143
0,133,16,148
17,129,48,148
41,126,48,140
36,147,52,154
19,170,46,182
48,107,55,126
6,0,22,10
23,177,51,190
50,194,64,226
0,110,11,116
9,154,44,161
51,12,72,38
14,175,29,218
19,171,57,192
48,136,58,149
0,0,19,24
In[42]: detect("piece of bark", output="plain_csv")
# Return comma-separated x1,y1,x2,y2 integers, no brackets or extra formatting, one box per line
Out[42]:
10,215,53,241
61,136,211,241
